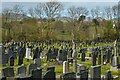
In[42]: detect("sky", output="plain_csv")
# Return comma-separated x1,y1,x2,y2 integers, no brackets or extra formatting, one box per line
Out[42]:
1,1,119,17
1,0,120,2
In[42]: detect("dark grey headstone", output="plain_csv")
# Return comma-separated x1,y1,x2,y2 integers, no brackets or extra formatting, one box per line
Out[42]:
9,56,14,66
81,52,86,61
0,77,6,80
103,54,107,65
31,68,42,80
16,65,26,77
91,52,96,66
18,53,24,65
47,66,55,72
105,70,113,80
28,63,37,75
16,76,32,80
43,70,56,80
106,50,111,63
98,53,101,65
77,65,86,74
34,58,41,67
90,65,101,80
2,54,9,66
2,67,14,77
60,72,76,80
79,68,89,80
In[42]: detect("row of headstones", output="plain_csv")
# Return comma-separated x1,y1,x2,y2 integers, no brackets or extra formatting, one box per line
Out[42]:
1,58,41,78
2,51,23,66
1,64,56,80
62,60,114,80
2,52,41,67
91,51,119,67
1,66,114,80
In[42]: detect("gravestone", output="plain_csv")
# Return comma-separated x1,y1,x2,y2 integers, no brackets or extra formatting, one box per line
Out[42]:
81,52,86,61
91,52,96,66
25,48,32,60
79,68,88,80
34,58,41,67
58,49,63,61
9,56,14,66
43,70,56,80
18,50,24,65
106,50,111,63
2,54,9,66
63,61,69,73
103,54,107,65
28,63,37,75
16,65,26,77
101,76,105,80
67,50,72,58
1,45,9,66
2,67,14,77
62,50,67,61
98,53,101,65
0,45,2,66
31,68,42,80
0,77,6,80
72,49,77,60
18,56,23,65
13,51,17,59
77,65,86,75
47,66,55,72
73,60,77,73
112,56,119,67
16,76,32,80
90,65,101,80
60,72,76,80
105,70,113,80
46,47,52,61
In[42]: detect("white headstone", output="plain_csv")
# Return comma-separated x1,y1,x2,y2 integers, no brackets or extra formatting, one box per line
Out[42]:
25,48,32,59
63,61,69,74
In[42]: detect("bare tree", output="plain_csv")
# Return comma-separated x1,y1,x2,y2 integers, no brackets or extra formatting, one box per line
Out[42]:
91,9,95,19
67,6,78,21
67,6,78,40
67,6,89,40
42,1,63,39
104,6,112,20
91,6,100,19
34,3,44,19
112,5,118,19
12,4,24,21
67,6,88,21
43,1,63,20
77,7,88,16
28,7,35,18
2,7,12,22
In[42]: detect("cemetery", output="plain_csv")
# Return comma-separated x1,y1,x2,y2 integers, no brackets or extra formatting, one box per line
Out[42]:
1,1,120,80
0,40,120,80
